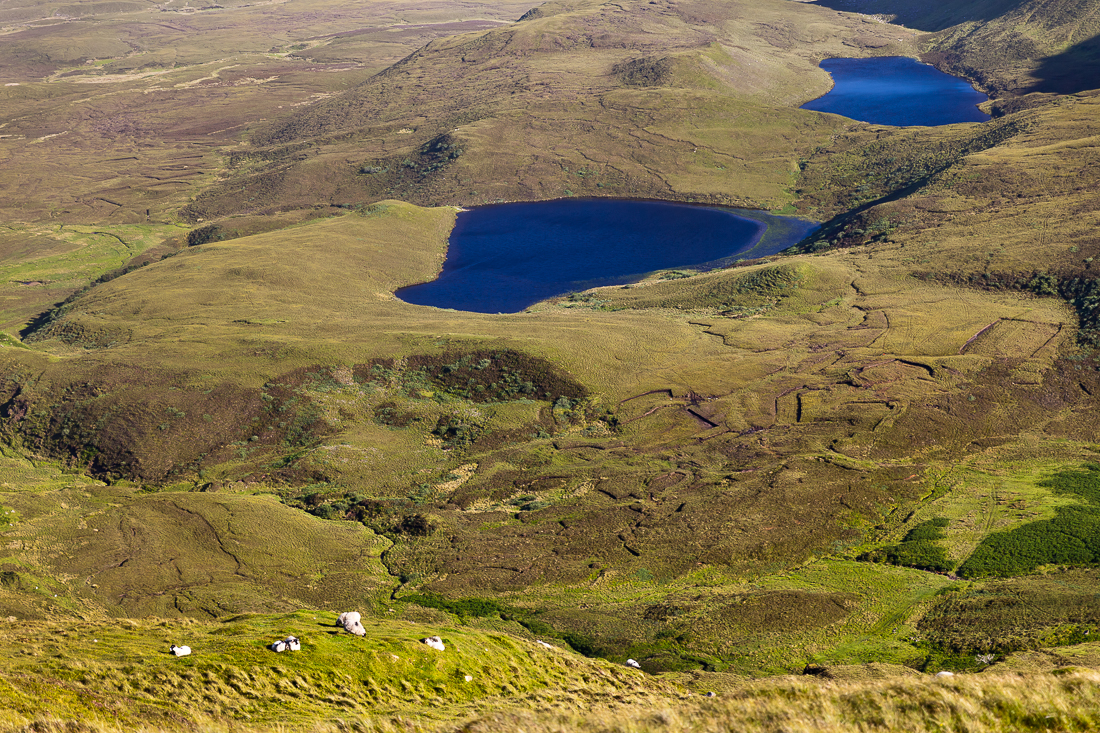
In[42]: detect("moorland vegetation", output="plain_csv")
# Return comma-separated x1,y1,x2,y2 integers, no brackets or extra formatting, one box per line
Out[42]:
2,0,1100,729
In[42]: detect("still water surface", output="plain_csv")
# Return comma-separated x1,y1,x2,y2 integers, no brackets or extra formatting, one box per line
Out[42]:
396,199,817,313
800,56,991,126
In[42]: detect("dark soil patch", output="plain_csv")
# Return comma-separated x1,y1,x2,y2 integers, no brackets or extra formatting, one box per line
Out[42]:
0,365,337,482
406,349,587,403
919,569,1100,654
715,590,858,632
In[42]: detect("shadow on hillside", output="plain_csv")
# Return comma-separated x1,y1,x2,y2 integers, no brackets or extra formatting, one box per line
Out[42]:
1028,34,1100,94
806,0,1024,32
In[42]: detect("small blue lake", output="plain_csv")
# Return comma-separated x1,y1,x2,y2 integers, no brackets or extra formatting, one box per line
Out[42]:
801,56,991,126
396,199,818,314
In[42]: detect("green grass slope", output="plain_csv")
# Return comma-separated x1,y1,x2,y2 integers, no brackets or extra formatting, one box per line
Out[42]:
2,486,394,618
1,0,1100,725
0,610,674,730
4,177,1098,672
0,0,535,331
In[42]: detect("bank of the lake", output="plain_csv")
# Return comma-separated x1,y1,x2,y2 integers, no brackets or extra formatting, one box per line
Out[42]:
396,199,818,314
801,57,990,126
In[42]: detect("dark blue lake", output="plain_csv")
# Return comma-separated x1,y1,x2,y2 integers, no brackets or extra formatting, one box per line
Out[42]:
396,199,818,314
801,56,991,126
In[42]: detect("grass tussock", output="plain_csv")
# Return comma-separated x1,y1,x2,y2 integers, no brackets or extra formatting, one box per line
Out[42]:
450,670,1100,733
5,669,1100,733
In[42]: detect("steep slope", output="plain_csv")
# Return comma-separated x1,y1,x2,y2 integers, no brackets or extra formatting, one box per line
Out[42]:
2,0,1100,690
811,0,1100,95
5,133,1099,665
180,0,918,220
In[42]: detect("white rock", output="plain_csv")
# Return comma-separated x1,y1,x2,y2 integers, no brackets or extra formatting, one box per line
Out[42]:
536,640,554,649
464,674,473,682
421,635,445,651
935,671,955,678
169,645,191,657
626,658,641,668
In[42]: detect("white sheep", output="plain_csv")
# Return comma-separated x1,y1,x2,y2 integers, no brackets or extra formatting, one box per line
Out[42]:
270,639,288,653
626,658,641,668
169,645,191,657
935,670,955,678
337,611,361,627
536,640,554,649
337,610,367,636
286,635,301,651
421,635,445,651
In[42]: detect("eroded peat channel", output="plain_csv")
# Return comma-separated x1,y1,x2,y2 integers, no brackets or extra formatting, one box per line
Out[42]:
396,199,818,313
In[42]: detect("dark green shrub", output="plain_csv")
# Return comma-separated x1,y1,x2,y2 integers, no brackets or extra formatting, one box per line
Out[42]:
187,224,224,247
400,593,504,620
397,513,434,536
1039,463,1100,505
884,540,955,572
861,517,954,572
903,517,950,542
958,505,1100,577
561,632,606,658
405,350,584,404
957,464,1100,577
432,415,483,449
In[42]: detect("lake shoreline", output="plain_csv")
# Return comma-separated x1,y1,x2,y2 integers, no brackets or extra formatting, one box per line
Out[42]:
801,56,991,126
396,198,819,314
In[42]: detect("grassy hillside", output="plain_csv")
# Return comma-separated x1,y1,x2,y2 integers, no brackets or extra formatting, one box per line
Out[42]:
0,609,679,730
0,0,1099,728
1,613,1099,733
3,184,1097,673
811,0,1100,95
179,0,920,220
0,0,535,330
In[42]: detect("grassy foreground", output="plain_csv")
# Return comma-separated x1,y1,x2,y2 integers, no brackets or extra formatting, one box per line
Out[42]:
428,669,1100,733
6,659,1100,732
0,611,672,730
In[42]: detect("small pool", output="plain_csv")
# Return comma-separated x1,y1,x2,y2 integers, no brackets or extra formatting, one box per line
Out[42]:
396,199,817,314
800,56,991,126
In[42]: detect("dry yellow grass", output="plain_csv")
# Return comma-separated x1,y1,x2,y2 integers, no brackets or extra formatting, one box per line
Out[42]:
5,668,1100,733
